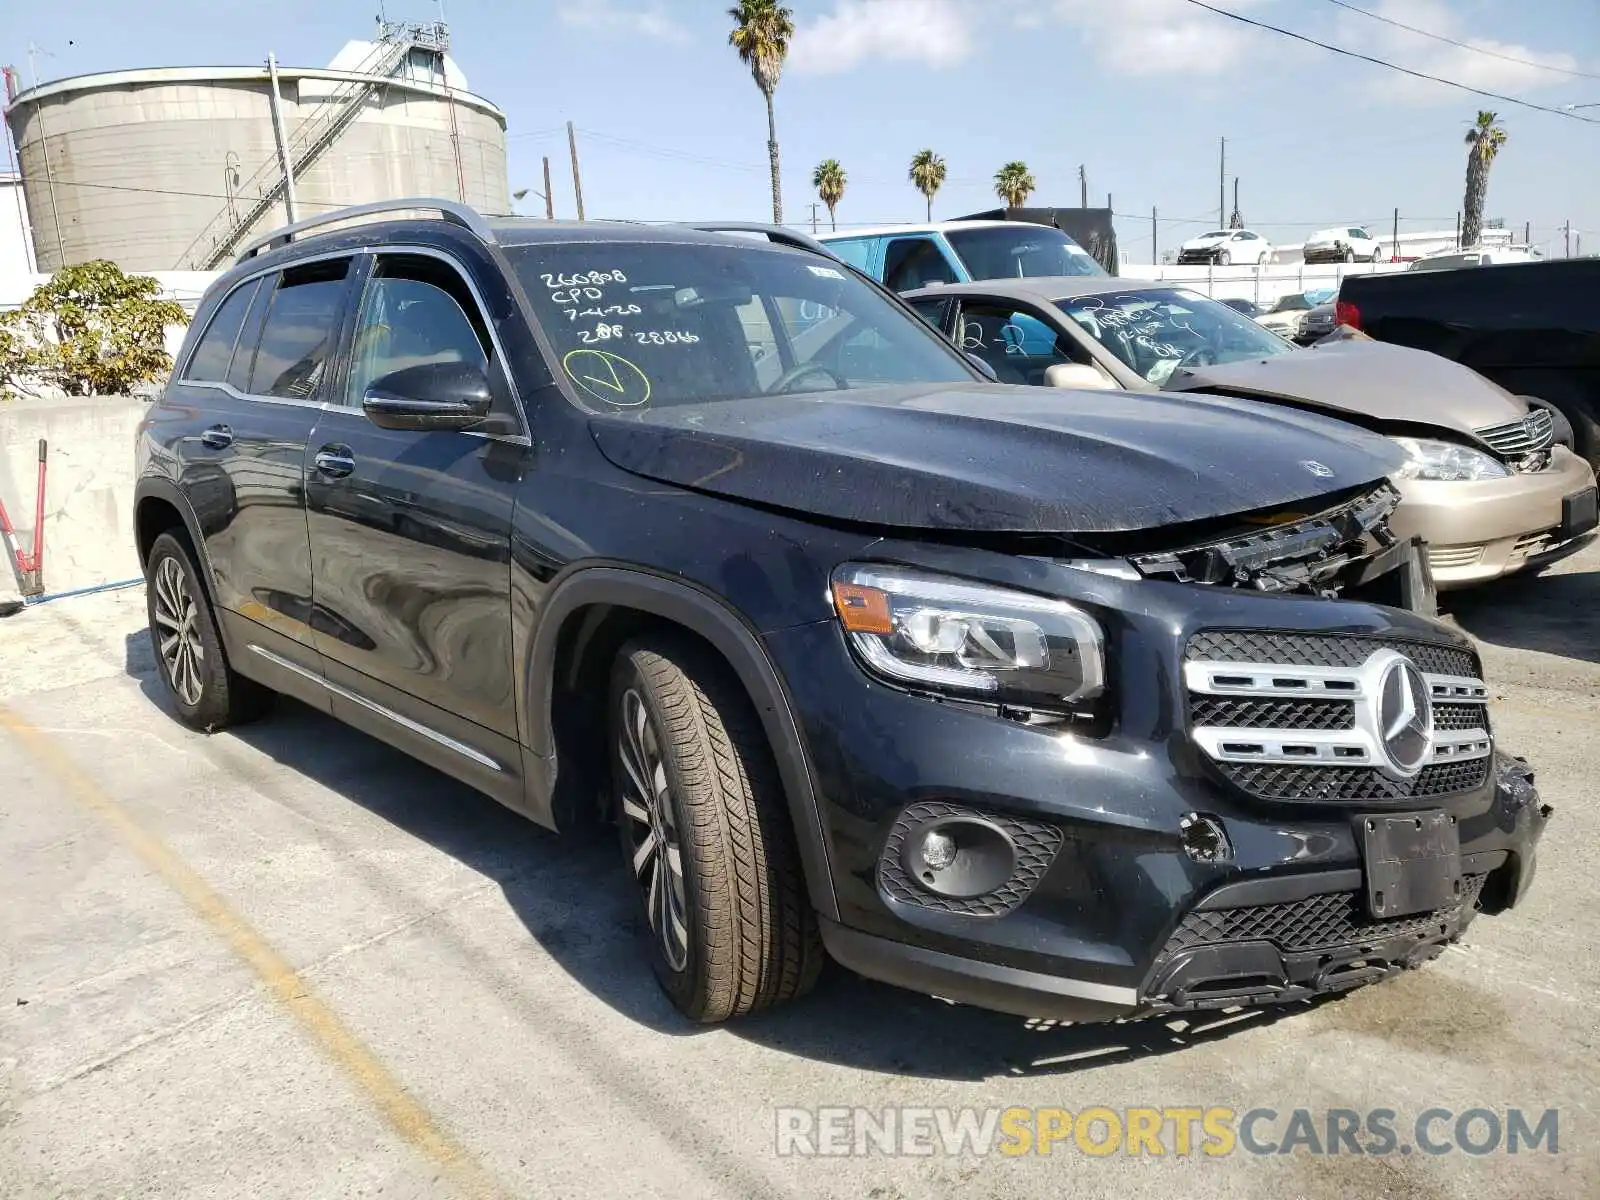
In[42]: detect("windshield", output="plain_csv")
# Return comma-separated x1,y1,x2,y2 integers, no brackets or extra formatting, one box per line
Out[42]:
1055,287,1295,386
943,225,1106,280
505,241,976,411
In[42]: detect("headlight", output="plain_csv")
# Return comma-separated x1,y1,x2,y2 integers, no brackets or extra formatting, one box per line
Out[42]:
829,565,1105,711
1391,436,1510,482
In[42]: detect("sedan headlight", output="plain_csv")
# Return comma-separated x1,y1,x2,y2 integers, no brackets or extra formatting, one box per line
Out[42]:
829,565,1105,712
1391,436,1510,482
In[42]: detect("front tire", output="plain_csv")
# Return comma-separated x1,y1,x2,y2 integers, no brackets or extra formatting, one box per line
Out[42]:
609,635,822,1023
1216,250,1231,266
144,531,272,731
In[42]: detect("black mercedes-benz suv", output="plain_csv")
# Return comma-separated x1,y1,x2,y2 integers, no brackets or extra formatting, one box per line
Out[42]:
134,199,1549,1025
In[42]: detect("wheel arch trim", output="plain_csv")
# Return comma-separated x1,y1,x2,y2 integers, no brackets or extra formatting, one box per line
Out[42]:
526,564,840,921
133,475,220,601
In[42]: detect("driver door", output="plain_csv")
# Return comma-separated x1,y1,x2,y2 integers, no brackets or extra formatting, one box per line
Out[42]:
303,249,528,792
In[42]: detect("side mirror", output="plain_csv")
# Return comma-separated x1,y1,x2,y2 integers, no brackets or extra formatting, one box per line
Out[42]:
966,353,999,381
362,362,494,431
1044,362,1116,391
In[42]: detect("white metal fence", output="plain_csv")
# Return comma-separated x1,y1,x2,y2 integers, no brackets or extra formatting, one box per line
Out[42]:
1114,260,1411,305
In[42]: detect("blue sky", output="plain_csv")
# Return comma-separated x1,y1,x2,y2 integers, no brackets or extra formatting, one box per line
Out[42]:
4,0,1598,258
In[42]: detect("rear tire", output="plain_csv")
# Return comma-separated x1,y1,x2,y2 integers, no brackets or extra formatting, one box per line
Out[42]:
144,531,272,731
609,634,822,1023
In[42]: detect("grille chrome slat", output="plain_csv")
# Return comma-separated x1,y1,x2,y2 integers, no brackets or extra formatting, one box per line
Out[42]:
1185,660,1488,704
1475,408,1554,456
1193,725,1491,767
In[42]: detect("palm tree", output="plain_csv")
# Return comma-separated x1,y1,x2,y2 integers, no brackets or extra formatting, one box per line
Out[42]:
812,159,846,231
909,149,946,222
728,0,795,224
993,161,1036,209
1461,111,1508,249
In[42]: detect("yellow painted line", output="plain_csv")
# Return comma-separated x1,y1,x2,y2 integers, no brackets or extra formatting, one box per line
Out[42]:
0,703,504,1200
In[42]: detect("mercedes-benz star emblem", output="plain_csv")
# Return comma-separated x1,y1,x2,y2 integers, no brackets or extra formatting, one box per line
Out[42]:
1300,460,1334,478
1365,650,1434,778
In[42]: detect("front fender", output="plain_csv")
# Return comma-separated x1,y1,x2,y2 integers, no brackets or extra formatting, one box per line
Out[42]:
522,564,840,921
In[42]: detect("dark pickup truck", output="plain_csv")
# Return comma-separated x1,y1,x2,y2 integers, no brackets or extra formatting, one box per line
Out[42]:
1337,258,1600,468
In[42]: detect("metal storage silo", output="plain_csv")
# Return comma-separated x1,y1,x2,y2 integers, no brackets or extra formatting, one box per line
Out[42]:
3,21,509,272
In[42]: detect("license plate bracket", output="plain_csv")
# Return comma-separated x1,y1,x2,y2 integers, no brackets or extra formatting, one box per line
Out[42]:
1359,810,1462,918
1559,486,1598,543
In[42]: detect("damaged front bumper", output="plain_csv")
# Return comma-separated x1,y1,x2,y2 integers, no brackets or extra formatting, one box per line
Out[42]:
766,559,1548,1024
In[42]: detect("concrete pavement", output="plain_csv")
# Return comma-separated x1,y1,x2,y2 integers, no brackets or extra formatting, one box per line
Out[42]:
2,543,1597,1199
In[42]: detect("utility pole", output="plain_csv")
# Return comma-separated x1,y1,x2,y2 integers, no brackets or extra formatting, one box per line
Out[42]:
1230,176,1240,228
1079,165,1087,208
266,53,298,224
1454,211,1461,249
809,202,819,234
567,120,585,221
542,156,554,219
1392,207,1399,261
1565,220,1571,257
1151,206,1157,266
1523,219,1530,248
1218,137,1226,228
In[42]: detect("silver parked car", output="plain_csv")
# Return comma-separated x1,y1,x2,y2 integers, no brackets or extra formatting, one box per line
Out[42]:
901,276,1598,588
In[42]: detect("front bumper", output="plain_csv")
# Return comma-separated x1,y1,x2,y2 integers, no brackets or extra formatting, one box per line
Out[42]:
765,563,1549,1022
1390,446,1599,587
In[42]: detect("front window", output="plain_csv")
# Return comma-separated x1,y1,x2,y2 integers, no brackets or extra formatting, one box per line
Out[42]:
504,241,976,410
943,225,1105,280
1055,287,1294,386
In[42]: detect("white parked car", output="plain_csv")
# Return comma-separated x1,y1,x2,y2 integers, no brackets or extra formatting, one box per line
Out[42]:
1175,228,1273,266
1407,245,1542,271
1304,226,1387,264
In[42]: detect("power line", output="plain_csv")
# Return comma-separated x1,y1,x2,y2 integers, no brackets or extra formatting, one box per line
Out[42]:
1177,0,1600,122
1322,0,1600,83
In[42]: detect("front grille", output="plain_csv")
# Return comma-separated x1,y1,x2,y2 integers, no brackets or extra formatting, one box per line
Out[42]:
878,801,1063,918
1186,630,1478,679
1190,696,1354,731
1215,758,1490,801
1427,544,1485,571
1475,409,1554,456
1186,630,1491,802
1161,875,1486,957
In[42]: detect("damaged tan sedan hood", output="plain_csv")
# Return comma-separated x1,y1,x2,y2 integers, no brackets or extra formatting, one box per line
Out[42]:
1164,337,1526,437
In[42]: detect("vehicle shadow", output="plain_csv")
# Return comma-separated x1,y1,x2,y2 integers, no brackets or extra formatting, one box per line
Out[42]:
125,630,1325,1081
1440,554,1600,665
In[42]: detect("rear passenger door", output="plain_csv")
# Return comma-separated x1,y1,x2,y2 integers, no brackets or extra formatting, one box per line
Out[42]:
174,257,355,678
302,249,527,791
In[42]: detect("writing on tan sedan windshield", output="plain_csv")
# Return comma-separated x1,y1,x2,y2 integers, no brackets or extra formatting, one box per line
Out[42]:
1058,287,1294,385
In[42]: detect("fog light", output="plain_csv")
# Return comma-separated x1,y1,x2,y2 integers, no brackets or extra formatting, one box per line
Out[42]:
919,829,958,871
1180,812,1233,863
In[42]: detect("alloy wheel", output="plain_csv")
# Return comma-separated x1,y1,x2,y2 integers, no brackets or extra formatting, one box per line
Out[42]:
153,555,205,707
618,688,691,971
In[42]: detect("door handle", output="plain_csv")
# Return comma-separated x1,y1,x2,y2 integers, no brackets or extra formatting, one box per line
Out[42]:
200,424,233,449
314,447,355,478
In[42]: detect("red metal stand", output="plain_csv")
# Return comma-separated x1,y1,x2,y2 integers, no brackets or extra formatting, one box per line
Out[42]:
0,439,47,597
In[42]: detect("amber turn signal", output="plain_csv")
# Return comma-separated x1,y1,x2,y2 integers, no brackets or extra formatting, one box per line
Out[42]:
831,581,894,634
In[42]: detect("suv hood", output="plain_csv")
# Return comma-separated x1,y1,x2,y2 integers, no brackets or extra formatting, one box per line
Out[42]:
588,383,1405,534
1163,337,1524,437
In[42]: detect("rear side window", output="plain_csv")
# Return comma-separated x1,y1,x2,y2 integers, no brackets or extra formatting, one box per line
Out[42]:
183,279,260,383
883,237,958,292
245,259,352,399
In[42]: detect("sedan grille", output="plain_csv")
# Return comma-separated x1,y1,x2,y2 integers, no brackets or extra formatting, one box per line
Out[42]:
1475,409,1554,457
1185,630,1492,802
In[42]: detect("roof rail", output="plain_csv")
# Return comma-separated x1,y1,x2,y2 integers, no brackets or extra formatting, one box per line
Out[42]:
234,197,496,264
674,221,840,260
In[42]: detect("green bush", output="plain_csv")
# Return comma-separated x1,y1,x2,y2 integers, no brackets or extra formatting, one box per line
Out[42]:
0,260,189,397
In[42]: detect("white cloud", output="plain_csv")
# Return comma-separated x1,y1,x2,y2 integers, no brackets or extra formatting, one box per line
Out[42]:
1333,0,1579,103
789,0,976,75
1045,0,1277,76
556,0,689,45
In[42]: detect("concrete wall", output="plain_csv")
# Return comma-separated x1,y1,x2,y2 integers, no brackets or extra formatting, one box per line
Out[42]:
1116,259,1410,304
0,396,145,602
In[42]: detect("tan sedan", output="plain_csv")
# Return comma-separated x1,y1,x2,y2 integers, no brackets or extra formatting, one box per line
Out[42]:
901,277,1599,589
